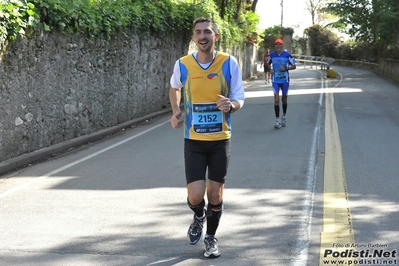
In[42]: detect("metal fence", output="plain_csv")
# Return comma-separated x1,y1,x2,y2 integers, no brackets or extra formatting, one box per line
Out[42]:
293,54,335,71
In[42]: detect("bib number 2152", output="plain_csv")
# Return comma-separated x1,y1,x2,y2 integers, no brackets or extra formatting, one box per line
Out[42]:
192,103,223,134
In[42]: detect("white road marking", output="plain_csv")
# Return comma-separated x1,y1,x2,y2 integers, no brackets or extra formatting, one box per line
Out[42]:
0,121,169,199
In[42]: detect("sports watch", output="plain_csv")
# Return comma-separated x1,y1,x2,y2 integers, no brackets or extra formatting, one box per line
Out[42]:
228,102,236,113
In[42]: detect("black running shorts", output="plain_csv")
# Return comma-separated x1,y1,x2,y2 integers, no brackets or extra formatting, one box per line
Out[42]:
184,139,231,184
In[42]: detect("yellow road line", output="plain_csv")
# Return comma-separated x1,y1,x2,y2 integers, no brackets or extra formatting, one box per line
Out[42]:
320,88,355,265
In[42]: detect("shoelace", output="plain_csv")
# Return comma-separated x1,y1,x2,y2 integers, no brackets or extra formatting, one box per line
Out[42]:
191,217,204,234
205,237,217,249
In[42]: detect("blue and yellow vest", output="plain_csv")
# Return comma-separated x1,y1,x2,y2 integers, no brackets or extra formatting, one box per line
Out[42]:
179,51,232,141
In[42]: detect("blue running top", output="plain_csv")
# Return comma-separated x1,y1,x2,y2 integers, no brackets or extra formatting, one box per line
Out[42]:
267,50,296,84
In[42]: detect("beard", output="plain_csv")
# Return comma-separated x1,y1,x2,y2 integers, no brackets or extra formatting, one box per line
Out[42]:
197,40,213,53
198,46,211,53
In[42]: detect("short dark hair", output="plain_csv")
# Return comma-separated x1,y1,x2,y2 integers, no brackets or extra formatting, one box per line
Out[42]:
193,17,219,34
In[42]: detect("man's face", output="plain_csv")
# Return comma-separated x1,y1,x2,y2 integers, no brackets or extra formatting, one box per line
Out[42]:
192,22,219,53
275,42,284,53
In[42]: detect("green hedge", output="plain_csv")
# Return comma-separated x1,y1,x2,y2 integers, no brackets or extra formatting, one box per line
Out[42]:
0,0,247,46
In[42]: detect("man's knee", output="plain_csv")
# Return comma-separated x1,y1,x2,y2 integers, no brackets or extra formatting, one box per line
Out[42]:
282,96,288,104
187,180,206,204
207,182,224,204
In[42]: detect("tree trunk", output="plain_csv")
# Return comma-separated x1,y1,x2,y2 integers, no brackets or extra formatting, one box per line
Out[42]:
251,0,258,11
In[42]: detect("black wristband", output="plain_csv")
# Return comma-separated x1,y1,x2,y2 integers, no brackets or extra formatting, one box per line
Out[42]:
228,103,236,113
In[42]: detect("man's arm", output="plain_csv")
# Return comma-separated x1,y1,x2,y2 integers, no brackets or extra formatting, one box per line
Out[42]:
169,87,183,129
217,95,241,113
169,87,181,114
288,56,297,70
260,55,264,67
224,55,245,112
229,99,241,112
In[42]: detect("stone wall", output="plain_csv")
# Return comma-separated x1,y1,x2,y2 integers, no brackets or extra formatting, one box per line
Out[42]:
379,59,399,83
332,58,399,83
332,59,379,71
0,31,256,162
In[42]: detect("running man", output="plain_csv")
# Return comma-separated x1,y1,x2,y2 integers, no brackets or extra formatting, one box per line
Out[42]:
268,39,296,129
169,17,245,258
260,49,271,83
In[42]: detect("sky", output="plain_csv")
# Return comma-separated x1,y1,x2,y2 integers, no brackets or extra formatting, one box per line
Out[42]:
256,0,311,37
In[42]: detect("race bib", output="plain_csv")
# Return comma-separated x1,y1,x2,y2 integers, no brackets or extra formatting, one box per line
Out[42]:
275,70,287,80
192,103,223,134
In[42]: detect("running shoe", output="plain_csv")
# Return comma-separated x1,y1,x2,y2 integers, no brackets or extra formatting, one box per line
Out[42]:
281,117,286,127
187,208,206,245
274,120,282,129
204,236,221,258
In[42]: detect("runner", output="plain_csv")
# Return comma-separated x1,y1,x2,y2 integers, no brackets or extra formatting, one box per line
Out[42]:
268,39,296,129
169,17,245,258
260,49,271,83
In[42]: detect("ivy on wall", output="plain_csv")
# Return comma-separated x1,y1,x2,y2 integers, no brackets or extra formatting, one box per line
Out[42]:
0,0,260,48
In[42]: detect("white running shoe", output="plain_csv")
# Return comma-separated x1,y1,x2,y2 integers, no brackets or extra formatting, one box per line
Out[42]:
274,120,282,129
204,236,221,258
281,117,286,127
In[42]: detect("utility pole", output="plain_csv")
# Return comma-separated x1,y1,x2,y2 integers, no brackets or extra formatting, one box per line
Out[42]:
280,0,284,36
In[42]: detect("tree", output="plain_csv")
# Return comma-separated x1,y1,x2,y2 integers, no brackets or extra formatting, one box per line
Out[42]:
259,25,281,51
213,0,259,20
294,36,307,55
305,0,337,26
376,0,399,44
215,0,228,19
248,0,258,12
305,0,325,25
213,0,241,21
212,0,260,43
322,0,399,59
304,24,341,57
323,0,399,44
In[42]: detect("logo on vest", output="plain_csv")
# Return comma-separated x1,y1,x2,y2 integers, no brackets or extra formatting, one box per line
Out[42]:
207,73,219,80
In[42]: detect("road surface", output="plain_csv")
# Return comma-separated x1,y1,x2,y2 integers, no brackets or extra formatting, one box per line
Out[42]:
1,65,398,266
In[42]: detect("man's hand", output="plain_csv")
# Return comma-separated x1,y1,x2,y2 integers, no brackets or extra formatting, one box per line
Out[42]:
170,111,184,129
279,65,288,71
217,95,231,113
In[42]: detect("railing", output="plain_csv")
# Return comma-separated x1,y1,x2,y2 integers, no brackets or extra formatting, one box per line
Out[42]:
293,54,335,71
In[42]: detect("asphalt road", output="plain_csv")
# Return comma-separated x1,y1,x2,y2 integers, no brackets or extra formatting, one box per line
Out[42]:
0,65,398,266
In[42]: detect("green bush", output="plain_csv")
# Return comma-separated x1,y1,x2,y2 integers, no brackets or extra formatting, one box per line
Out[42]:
0,0,249,47
0,0,39,43
29,0,194,37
